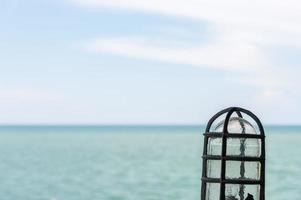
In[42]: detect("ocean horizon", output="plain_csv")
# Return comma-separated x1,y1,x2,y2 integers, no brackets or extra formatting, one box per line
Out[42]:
0,125,299,199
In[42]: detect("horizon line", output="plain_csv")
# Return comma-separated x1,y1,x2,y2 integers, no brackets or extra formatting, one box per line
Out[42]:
0,123,300,127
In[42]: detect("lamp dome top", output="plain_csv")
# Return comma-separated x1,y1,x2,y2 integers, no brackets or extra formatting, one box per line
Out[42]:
214,117,257,134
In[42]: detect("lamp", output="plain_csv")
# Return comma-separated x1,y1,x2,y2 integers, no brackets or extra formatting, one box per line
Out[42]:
201,107,265,200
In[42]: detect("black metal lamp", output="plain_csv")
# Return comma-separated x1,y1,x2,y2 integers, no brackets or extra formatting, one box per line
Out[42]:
201,107,265,200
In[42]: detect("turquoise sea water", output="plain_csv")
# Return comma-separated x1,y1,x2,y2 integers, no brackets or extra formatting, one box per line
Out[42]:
0,125,300,200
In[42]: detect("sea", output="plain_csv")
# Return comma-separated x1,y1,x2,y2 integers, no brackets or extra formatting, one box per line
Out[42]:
0,125,300,200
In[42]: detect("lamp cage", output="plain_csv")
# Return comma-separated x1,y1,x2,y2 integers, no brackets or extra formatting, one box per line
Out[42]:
201,107,265,200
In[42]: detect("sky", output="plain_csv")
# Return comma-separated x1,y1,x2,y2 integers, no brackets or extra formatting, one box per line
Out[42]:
1,0,301,124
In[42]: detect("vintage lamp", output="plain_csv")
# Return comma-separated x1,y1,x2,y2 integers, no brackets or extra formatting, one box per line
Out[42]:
201,107,265,200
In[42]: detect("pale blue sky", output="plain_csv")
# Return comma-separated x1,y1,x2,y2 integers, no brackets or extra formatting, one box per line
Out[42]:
1,0,301,124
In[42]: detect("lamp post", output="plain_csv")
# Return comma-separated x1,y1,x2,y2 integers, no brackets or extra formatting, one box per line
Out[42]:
201,107,265,200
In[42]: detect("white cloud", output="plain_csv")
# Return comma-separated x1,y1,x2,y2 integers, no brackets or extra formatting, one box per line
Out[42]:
72,0,301,104
72,0,301,46
85,37,267,72
0,88,64,104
